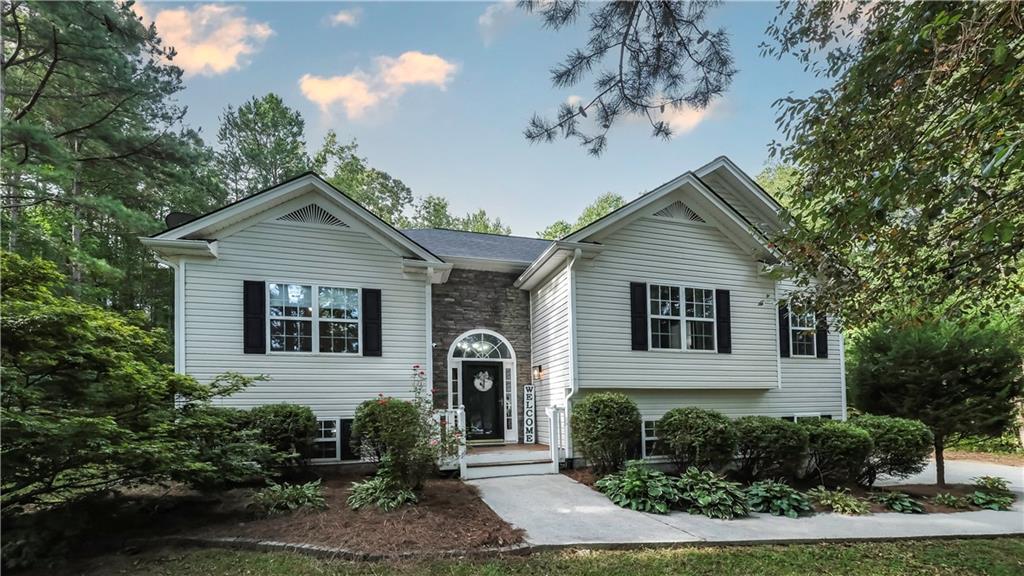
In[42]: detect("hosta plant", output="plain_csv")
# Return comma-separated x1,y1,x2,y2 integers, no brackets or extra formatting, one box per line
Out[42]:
595,460,681,514
252,480,328,516
972,476,1012,493
745,480,813,518
675,467,749,519
806,486,871,516
347,474,417,512
871,491,924,514
969,476,1016,511
933,492,970,510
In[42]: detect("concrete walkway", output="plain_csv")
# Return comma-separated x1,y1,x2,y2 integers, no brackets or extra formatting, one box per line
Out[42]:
469,460,1024,547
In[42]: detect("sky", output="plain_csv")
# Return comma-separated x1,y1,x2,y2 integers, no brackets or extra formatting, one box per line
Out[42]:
137,1,829,236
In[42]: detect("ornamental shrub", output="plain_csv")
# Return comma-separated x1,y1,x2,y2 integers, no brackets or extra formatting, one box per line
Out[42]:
745,480,813,518
243,404,317,468
351,396,420,463
571,392,641,474
675,467,750,519
801,420,872,487
734,416,809,482
595,460,681,514
851,414,933,487
347,456,419,512
658,407,737,472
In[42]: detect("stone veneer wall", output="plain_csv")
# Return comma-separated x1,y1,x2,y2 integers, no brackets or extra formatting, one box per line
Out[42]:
430,268,532,441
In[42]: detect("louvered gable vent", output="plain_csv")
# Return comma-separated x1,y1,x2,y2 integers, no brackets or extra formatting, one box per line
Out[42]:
277,204,348,228
653,201,706,223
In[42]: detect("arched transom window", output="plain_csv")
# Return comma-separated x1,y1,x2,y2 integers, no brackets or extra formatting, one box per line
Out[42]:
451,332,512,359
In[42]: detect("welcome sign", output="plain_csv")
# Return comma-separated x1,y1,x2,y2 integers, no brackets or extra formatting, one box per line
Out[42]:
523,384,536,444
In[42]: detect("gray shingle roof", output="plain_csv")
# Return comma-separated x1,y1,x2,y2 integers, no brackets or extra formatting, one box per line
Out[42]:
401,228,551,264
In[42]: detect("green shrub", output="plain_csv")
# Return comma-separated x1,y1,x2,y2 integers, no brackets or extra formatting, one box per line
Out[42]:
806,486,871,515
347,458,418,512
571,393,642,474
851,414,933,486
251,480,327,516
933,492,970,509
675,467,750,519
243,404,317,467
801,420,873,487
658,408,738,472
595,460,681,514
734,416,809,481
871,491,924,514
351,396,420,462
745,480,813,518
969,476,1016,511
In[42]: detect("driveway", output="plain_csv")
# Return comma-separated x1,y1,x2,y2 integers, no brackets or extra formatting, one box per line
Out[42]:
468,459,1024,547
876,458,1024,495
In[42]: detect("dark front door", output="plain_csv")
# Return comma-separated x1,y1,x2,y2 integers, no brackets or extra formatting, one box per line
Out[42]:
462,362,503,441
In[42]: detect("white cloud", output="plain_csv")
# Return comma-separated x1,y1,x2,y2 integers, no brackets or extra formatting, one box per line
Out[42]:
478,1,516,45
134,2,272,76
299,51,458,119
659,100,722,136
566,95,582,108
327,8,360,27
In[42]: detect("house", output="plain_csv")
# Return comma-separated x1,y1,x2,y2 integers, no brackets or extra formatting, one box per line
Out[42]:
142,156,845,478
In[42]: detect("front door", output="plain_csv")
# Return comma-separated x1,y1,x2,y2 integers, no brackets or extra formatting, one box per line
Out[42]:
462,362,503,441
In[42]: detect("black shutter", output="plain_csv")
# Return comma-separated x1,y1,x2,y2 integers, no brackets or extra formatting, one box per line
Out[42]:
339,419,356,460
629,282,649,351
243,280,265,354
715,289,732,354
815,312,829,359
362,288,382,357
778,305,790,358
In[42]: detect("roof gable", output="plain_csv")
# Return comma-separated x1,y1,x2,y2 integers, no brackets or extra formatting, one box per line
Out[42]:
150,173,443,263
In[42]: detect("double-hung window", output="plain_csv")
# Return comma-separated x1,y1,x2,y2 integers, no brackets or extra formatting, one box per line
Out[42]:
268,283,360,353
649,284,715,351
790,310,816,357
642,420,664,459
313,418,340,460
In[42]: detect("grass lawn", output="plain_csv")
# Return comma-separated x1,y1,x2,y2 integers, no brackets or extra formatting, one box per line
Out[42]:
59,538,1024,576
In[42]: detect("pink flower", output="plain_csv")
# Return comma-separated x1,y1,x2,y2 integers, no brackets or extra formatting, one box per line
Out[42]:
413,364,420,369
418,370,425,376
430,439,439,446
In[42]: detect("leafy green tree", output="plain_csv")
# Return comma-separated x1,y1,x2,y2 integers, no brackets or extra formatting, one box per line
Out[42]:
216,93,310,200
541,192,625,239
0,253,274,514
410,195,511,235
849,315,1023,485
313,130,413,227
755,163,799,208
522,1,735,155
762,1,1024,326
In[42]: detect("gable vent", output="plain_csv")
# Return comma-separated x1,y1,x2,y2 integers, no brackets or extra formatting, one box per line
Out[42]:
277,204,348,228
653,201,706,223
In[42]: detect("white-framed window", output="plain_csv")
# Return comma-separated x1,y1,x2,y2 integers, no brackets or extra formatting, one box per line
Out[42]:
649,283,715,351
268,282,360,354
790,310,816,357
313,418,340,460
641,419,664,458
782,414,833,422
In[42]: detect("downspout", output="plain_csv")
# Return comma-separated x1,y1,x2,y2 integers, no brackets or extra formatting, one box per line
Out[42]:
564,248,583,458
425,267,434,403
839,332,848,421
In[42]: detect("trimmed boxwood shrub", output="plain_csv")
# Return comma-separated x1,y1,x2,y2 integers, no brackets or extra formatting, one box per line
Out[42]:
801,420,873,487
658,407,738,472
851,414,933,487
571,392,641,474
734,416,809,482
243,404,317,467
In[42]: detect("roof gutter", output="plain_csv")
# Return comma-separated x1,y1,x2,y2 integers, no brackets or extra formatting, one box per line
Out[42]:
514,240,602,290
139,237,218,259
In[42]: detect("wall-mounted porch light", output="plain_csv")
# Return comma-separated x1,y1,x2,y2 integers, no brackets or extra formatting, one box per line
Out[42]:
532,365,543,381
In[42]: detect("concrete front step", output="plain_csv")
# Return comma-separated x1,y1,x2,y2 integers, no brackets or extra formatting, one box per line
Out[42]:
462,460,556,480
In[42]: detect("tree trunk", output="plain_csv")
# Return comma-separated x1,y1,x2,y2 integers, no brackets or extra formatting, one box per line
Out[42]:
934,437,945,487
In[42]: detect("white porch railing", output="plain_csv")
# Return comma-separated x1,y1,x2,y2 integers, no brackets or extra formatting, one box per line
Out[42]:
545,405,566,473
433,405,466,472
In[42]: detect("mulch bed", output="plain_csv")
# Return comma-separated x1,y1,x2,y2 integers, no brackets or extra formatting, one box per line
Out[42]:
945,450,1024,467
562,467,602,488
199,476,523,553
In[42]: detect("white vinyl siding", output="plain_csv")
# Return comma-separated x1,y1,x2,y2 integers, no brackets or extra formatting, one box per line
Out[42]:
183,196,426,416
529,261,571,445
574,211,778,389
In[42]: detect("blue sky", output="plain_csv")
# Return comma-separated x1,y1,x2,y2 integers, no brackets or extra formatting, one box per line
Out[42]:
142,1,827,236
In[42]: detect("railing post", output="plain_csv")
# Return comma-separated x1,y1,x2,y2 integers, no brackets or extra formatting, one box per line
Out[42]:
546,406,563,473
457,404,467,478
